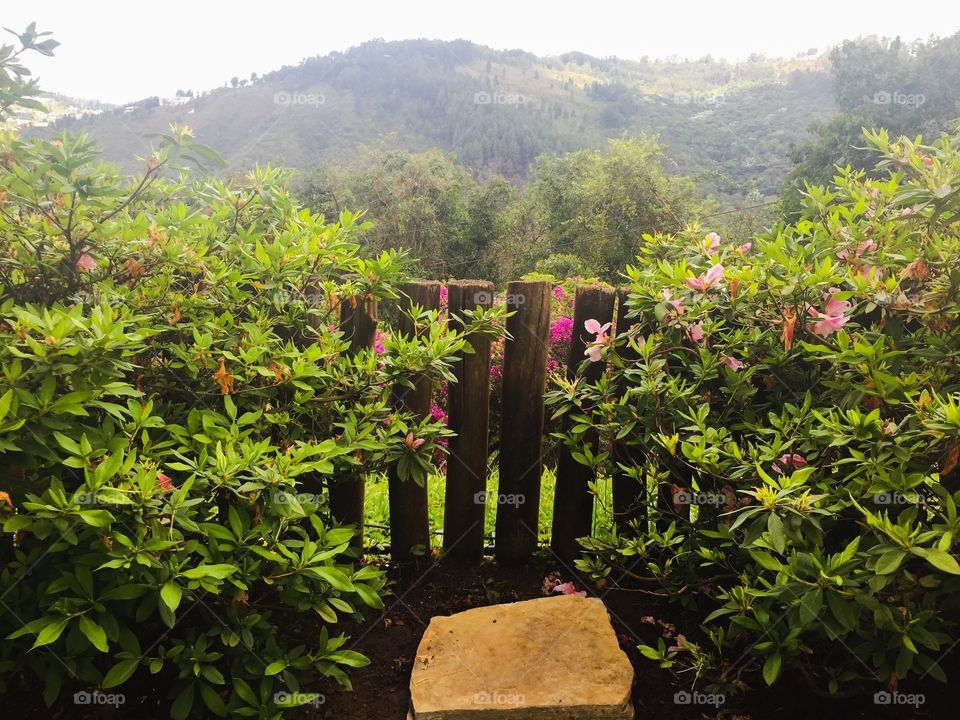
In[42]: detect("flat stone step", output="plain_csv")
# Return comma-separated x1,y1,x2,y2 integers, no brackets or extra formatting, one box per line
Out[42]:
408,594,634,719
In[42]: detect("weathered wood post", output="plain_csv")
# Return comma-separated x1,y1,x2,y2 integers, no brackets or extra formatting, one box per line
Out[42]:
329,293,378,547
611,287,648,534
388,281,441,561
495,281,551,563
551,284,616,561
443,280,494,560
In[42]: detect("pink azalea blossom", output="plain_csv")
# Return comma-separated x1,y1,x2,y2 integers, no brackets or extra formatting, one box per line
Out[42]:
552,581,587,598
685,264,724,291
156,471,174,493
553,286,567,301
807,290,851,337
705,232,721,252
75,253,97,272
723,355,745,371
404,432,425,450
663,289,685,315
774,453,807,473
667,634,689,653
737,242,753,253
686,323,704,343
583,318,612,362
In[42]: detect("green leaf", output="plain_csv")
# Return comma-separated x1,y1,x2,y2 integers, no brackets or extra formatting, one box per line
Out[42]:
763,651,782,685
766,514,786,554
875,548,906,575
171,684,194,720
180,564,237,580
102,657,139,688
31,616,69,649
160,581,183,612
912,547,960,575
264,661,287,676
78,616,108,653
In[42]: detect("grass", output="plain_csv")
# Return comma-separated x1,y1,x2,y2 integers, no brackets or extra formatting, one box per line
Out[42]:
364,464,613,552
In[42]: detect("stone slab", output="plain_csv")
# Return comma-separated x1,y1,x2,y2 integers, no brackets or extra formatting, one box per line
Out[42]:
408,594,634,719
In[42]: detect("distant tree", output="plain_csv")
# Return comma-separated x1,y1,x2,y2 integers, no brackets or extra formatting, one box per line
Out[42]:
250,72,259,83
230,76,239,88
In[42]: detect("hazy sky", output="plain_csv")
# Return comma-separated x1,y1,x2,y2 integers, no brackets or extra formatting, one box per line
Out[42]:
6,1,960,103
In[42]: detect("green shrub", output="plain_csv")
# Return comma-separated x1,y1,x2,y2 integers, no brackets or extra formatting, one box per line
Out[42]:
0,118,495,716
550,127,960,694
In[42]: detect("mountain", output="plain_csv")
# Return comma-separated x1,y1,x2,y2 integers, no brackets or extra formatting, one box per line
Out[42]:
43,39,836,200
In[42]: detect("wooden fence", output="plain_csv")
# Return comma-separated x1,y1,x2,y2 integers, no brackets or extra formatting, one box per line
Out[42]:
330,279,643,564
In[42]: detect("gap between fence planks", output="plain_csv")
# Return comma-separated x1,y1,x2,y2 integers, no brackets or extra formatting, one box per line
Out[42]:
443,281,494,560
388,281,441,561
551,285,616,562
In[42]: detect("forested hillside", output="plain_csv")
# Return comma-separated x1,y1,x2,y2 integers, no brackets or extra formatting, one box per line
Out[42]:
46,39,836,201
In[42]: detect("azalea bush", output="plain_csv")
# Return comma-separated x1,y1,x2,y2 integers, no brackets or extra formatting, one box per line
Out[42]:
550,127,960,695
0,34,497,717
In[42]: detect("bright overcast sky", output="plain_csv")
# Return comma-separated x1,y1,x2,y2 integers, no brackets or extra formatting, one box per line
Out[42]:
6,0,960,103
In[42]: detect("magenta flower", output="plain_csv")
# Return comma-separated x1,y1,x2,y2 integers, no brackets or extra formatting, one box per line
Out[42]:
663,289,685,315
583,318,612,362
75,253,97,272
553,286,567,301
774,453,807,473
685,263,724,291
686,323,704,343
723,355,744,371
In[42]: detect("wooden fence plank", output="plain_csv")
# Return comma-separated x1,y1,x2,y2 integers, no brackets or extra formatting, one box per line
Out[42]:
329,293,378,547
443,280,494,560
388,281,441,561
495,281,551,563
551,284,616,561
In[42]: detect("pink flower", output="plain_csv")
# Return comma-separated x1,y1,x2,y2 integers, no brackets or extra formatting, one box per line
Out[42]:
705,232,721,252
667,634,688,653
686,323,704,342
552,581,587,598
663,289,685,315
737,242,752,253
156,471,174,493
553,286,567,301
685,264,724,291
723,355,744,371
807,290,851,337
774,453,807,473
583,318,612,363
640,615,657,625
75,253,97,272
404,432,425,450
439,286,448,306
